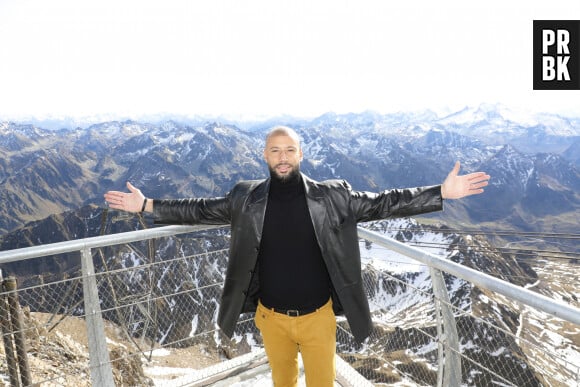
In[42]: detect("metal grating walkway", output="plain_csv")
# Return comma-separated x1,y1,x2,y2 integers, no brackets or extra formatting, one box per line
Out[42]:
158,349,374,386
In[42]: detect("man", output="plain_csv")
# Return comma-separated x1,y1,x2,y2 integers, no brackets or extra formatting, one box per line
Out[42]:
104,126,490,386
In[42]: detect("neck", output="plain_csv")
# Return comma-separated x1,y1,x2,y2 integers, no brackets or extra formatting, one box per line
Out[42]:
269,171,302,195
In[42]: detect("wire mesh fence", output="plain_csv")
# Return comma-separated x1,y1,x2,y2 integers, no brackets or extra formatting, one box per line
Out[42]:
0,235,260,387
336,266,580,386
0,226,579,386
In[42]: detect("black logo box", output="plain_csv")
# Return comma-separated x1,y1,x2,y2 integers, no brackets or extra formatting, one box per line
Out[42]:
533,20,580,90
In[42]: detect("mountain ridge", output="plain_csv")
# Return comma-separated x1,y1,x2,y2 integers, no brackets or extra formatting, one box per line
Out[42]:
1,105,578,238
0,108,577,385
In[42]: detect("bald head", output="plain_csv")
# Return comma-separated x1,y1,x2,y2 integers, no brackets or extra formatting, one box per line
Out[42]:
265,126,301,148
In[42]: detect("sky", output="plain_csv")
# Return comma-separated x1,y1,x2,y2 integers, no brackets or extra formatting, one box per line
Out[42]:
1,0,580,123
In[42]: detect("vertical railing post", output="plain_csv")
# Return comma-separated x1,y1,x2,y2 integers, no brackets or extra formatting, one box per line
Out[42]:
80,246,115,386
4,277,32,386
433,284,445,387
430,267,461,387
0,272,21,387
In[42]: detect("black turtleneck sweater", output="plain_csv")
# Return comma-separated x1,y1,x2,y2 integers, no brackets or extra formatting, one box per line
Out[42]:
258,173,332,310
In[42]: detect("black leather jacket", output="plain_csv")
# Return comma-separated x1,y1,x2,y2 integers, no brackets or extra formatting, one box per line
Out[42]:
153,173,443,342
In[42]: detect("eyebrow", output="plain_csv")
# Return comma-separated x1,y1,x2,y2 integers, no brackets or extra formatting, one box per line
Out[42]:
268,145,298,150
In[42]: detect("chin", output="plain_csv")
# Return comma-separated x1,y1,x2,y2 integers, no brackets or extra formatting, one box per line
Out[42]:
270,168,300,183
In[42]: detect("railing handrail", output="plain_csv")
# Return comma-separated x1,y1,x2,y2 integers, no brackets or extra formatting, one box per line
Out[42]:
1,224,579,326
357,227,580,326
0,225,223,264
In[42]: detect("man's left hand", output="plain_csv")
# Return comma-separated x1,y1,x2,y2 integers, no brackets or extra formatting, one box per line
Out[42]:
441,161,490,199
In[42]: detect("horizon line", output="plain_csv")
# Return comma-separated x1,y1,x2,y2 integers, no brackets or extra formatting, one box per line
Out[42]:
3,103,580,129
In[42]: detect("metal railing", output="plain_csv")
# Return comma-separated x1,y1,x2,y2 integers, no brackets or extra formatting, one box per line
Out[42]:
355,226,580,386
0,223,578,386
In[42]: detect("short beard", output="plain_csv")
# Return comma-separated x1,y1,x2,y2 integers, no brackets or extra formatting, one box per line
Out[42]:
269,165,300,184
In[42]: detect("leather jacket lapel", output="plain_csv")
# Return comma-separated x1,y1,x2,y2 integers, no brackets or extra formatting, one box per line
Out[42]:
302,174,328,244
246,178,270,240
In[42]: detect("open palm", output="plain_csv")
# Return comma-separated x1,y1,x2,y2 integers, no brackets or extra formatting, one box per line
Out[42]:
441,161,490,199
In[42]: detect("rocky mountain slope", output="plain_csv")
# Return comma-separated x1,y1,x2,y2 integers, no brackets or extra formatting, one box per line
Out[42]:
353,219,578,386
1,105,578,385
1,104,578,237
3,214,576,385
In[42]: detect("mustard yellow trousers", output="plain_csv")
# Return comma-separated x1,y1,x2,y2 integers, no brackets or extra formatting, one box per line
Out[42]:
255,299,337,387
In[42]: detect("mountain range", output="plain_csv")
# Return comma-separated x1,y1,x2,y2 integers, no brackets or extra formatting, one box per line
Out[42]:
1,103,578,385
1,104,578,240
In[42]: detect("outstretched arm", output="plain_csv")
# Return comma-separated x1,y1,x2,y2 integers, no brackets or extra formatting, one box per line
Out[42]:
441,161,490,199
104,182,152,212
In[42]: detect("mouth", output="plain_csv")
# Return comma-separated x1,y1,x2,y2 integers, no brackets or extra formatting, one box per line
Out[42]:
276,164,292,174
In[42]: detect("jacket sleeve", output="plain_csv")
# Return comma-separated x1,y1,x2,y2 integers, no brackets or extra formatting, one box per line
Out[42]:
152,195,232,225
348,182,443,222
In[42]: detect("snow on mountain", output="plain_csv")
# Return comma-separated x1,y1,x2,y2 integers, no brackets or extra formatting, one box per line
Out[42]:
437,103,579,136
351,218,578,386
1,105,578,236
359,219,465,328
427,104,580,156
1,107,578,385
438,103,531,126
97,215,572,385
1,202,576,384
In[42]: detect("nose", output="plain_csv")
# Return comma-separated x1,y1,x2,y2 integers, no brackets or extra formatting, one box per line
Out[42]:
279,150,288,161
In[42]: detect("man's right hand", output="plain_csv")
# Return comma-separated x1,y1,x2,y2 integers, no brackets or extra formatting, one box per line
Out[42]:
104,182,148,213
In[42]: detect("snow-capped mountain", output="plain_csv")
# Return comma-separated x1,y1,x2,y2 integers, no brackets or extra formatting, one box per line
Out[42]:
1,105,578,239
349,219,577,386
437,103,579,139
3,210,575,385
1,105,578,385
